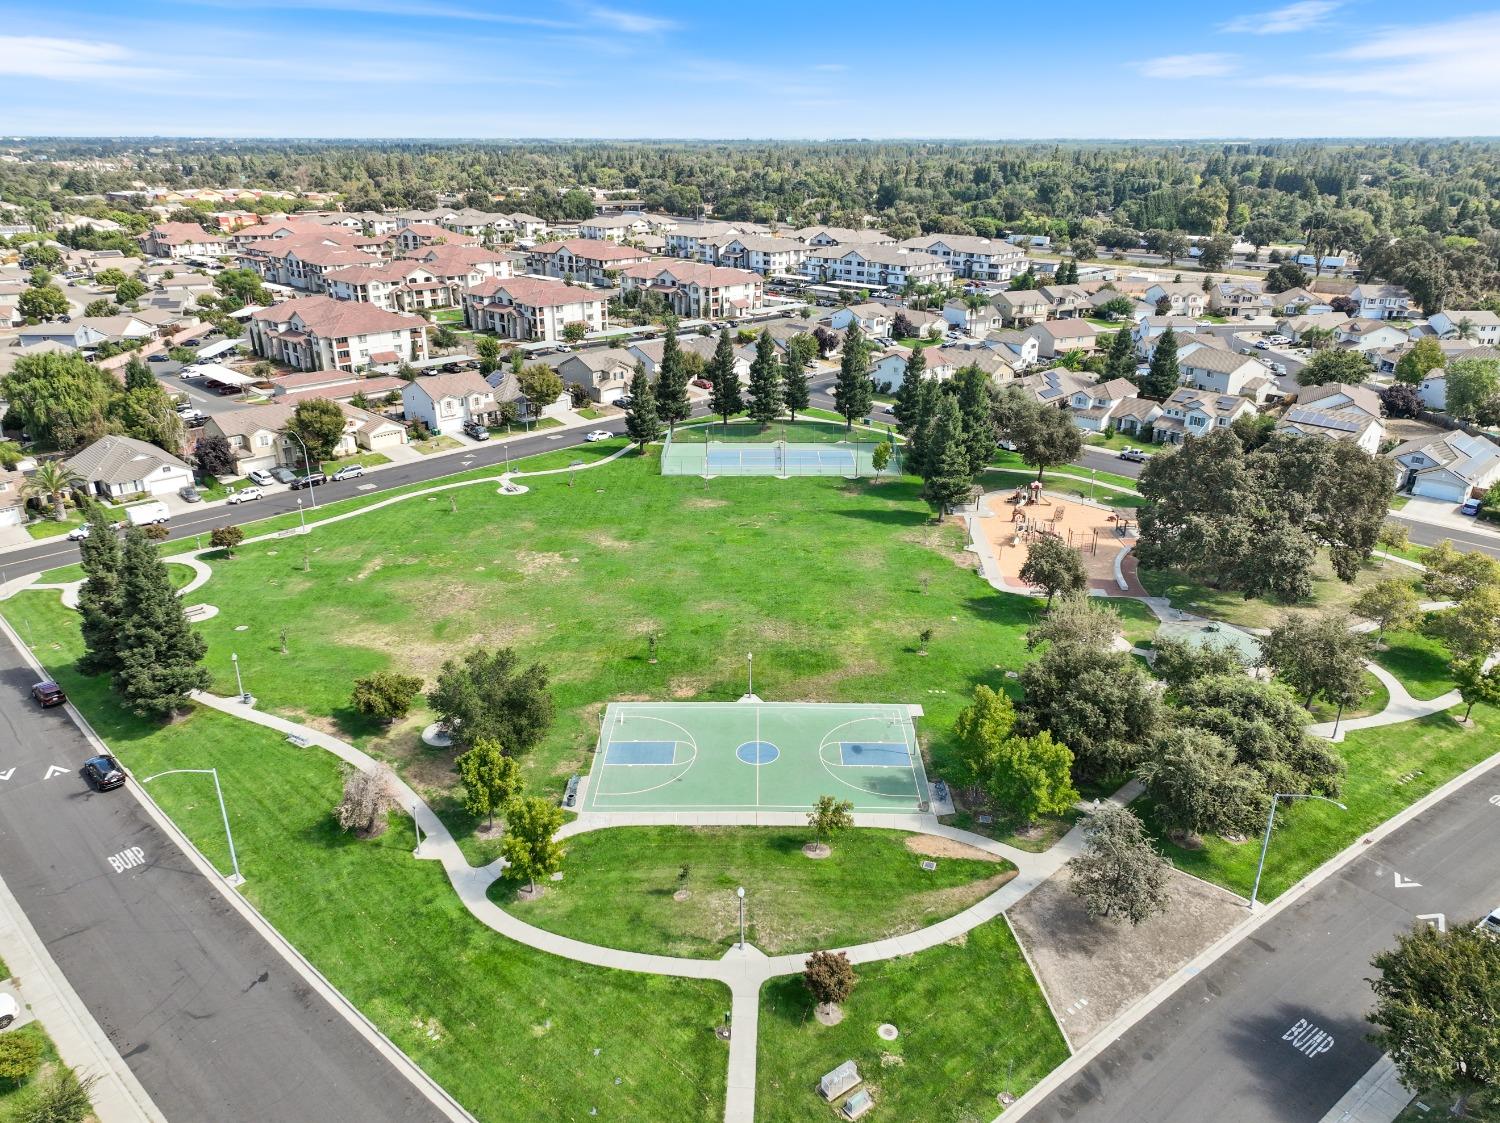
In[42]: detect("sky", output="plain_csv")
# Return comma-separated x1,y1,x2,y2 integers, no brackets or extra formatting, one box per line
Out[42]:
4,0,1500,138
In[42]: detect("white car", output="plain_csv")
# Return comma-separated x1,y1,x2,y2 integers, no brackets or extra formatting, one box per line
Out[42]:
584,430,612,442
1268,334,1292,346
65,524,92,542
227,487,263,504
0,992,18,1030
331,464,364,482
1255,339,1271,350
247,469,275,487
1479,906,1500,939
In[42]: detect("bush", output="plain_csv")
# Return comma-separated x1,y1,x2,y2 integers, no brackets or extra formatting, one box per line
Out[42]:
0,1031,44,1082
20,1065,97,1123
351,672,423,722
803,950,858,1006
335,764,400,838
209,525,244,555
143,523,170,542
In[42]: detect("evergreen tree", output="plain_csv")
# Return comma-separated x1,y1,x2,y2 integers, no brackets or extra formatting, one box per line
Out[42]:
655,322,691,433
123,355,156,392
76,499,125,675
892,344,927,433
903,376,943,479
111,529,210,718
780,336,812,422
746,331,782,426
623,361,662,449
920,396,973,516
954,364,997,476
706,327,742,423
1105,327,1136,380
833,322,873,430
1140,327,1180,400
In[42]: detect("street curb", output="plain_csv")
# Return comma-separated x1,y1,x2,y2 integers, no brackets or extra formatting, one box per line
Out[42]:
996,739,1500,1122
0,612,477,1123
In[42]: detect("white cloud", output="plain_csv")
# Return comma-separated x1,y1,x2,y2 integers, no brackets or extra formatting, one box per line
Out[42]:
0,36,159,81
1138,53,1239,79
587,6,676,33
1221,1,1341,35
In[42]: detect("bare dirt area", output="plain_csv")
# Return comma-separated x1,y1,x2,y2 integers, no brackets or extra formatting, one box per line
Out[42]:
903,834,1005,862
1007,868,1246,1047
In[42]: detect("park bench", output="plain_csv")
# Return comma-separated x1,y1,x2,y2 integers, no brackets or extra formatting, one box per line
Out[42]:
819,1060,861,1102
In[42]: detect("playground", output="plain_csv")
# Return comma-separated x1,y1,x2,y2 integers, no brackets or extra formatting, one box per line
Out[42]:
660,418,899,478
581,700,930,814
974,484,1144,595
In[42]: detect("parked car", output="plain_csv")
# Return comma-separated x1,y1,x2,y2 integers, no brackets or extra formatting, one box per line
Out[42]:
1478,906,1500,939
462,421,491,441
149,354,169,362
331,463,366,481
31,680,66,708
584,430,612,442
247,469,275,487
183,338,201,346
269,466,298,485
177,485,202,503
290,471,327,490
1118,447,1148,462
65,524,93,542
180,409,205,426
1268,334,1292,345
0,992,18,1030
227,486,263,504
1460,498,1482,516
691,377,712,389
1255,339,1271,350
81,754,126,791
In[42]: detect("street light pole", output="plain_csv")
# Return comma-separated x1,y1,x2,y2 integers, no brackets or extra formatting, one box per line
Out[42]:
1250,792,1347,908
296,496,306,532
231,652,248,703
747,652,753,698
285,431,317,507
142,768,244,886
736,886,745,949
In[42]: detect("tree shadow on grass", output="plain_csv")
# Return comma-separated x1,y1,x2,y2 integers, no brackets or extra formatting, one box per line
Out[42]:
828,507,929,528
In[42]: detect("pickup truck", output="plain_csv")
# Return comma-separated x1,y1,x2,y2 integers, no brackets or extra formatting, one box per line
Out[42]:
1118,447,1148,463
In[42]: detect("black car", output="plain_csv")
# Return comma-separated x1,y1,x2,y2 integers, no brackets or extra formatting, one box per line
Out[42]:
31,680,66,708
290,471,327,490
82,754,126,791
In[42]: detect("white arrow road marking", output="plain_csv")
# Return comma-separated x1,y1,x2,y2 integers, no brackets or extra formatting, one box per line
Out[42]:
43,765,69,779
1417,913,1447,933
1393,872,1422,889
0,768,13,782
1490,794,1500,807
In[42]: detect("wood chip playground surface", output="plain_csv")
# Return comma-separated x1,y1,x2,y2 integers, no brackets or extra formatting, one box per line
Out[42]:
581,700,931,814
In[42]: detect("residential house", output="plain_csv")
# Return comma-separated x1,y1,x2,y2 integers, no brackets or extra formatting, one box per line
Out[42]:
1087,288,1151,322
557,348,636,404
897,235,1027,282
627,333,727,377
1279,310,1351,341
1428,310,1500,346
139,223,228,259
616,260,764,319
799,245,953,290
1417,371,1447,411
1178,347,1278,402
527,239,653,286
943,299,1002,336
63,435,193,499
1269,287,1332,317
827,302,892,336
1149,387,1257,445
1144,282,1208,318
991,289,1049,327
1389,431,1500,502
983,329,1041,368
247,295,428,372
1064,377,1143,433
1109,397,1166,440
1038,284,1093,319
1210,281,1273,319
1348,283,1412,321
1023,319,1098,359
1276,382,1386,453
401,370,499,436
1131,315,1202,356
1334,319,1410,353
463,277,609,342
203,399,405,473
270,369,407,407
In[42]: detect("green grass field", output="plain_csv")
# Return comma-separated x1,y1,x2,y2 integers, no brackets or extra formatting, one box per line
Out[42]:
492,826,1013,958
1370,625,1455,700
982,468,1148,509
1146,703,1497,901
756,918,1068,1122
0,593,730,1121
1303,669,1389,722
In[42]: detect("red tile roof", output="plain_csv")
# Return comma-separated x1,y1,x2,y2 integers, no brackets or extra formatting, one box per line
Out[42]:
251,294,425,338
531,238,651,262
469,277,609,309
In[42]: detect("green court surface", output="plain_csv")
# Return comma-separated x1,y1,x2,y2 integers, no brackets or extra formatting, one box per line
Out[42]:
660,420,900,478
583,701,930,814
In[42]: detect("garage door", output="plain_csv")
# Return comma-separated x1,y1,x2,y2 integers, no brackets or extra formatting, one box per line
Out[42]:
1413,476,1465,502
599,386,626,405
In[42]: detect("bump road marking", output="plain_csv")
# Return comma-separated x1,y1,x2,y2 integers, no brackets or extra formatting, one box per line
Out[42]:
106,846,147,874
1282,1018,1334,1058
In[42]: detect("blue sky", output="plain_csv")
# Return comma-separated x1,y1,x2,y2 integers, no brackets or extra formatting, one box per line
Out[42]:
4,0,1500,138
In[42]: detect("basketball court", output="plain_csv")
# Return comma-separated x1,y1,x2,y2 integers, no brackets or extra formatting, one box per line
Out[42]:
659,419,900,478
581,701,929,814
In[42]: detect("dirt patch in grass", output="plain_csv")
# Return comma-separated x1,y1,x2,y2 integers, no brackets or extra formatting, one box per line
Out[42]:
345,617,538,681
355,556,385,581
669,674,715,699
515,551,570,579
904,834,1004,863
587,531,634,551
682,497,728,509
793,658,883,698
1008,868,1246,1047
902,522,974,569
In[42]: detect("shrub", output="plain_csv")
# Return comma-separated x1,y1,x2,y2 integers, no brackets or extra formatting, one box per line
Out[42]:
335,764,400,838
0,1031,44,1082
803,950,858,1006
351,672,423,722
21,1065,97,1123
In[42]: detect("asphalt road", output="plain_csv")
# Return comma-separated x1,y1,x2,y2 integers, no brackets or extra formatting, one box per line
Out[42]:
1021,765,1500,1123
0,643,444,1120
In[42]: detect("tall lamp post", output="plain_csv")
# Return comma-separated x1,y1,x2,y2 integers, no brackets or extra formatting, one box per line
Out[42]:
285,431,317,507
141,768,244,886
736,886,746,950
1250,792,1346,908
231,652,249,704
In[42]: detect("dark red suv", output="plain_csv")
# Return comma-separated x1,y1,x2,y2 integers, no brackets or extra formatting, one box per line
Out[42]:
31,681,66,708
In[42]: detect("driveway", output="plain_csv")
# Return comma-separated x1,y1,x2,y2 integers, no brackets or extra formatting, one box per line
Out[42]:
1398,494,1493,533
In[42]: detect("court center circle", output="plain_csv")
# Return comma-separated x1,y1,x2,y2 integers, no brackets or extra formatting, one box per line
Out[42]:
736,741,780,766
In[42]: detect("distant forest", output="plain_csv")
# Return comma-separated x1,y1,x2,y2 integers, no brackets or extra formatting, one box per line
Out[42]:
7,138,1500,307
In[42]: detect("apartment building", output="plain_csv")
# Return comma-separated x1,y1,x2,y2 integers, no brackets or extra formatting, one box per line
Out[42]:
617,260,764,319
248,295,428,372
702,234,808,275
799,245,953,290
139,222,228,259
897,234,1028,282
463,277,609,342
526,238,654,285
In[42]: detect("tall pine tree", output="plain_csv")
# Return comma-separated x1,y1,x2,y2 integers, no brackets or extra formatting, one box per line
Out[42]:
921,396,974,517
76,499,124,676
954,364,997,477
780,337,812,422
903,376,943,480
623,361,662,449
1141,327,1180,401
1105,327,1136,380
112,529,210,719
893,344,927,433
707,327,742,424
834,322,873,430
746,331,782,426
655,322,691,434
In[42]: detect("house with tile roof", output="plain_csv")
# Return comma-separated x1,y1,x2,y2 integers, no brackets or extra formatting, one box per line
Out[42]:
526,239,653,286
248,295,427,372
401,370,499,436
617,260,764,319
63,434,193,499
462,277,609,342
1389,430,1500,502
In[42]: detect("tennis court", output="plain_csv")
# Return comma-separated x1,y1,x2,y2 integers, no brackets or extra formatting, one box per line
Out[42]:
660,419,900,478
582,701,930,814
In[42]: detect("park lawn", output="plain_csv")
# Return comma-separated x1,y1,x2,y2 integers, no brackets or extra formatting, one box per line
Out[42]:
0,1023,68,1123
939,806,1081,853
320,451,392,473
1371,625,1454,701
982,468,1147,510
0,592,730,1122
145,446,1040,847
1303,669,1389,722
1097,597,1161,647
430,307,464,323
986,451,1142,492
1146,702,1499,902
410,435,464,455
756,918,1068,1123
1138,557,1423,631
38,560,195,591
494,826,1015,959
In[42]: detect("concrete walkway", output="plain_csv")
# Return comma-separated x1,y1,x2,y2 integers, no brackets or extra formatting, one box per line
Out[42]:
1307,660,1461,742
